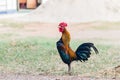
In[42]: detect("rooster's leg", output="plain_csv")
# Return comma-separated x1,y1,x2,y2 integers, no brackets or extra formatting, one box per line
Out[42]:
68,64,71,75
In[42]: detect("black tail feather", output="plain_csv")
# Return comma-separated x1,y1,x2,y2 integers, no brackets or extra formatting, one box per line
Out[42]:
91,45,99,54
79,51,91,58
75,42,99,62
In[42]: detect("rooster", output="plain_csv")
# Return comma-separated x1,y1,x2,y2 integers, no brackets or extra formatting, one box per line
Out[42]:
56,22,99,74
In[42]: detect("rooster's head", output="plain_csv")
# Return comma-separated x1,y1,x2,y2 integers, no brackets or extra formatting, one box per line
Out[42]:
58,22,67,32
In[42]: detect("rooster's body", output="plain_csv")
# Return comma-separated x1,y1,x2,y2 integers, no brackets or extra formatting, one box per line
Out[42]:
56,22,99,73
61,28,76,60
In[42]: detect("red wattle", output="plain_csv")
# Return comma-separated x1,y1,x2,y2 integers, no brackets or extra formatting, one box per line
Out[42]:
59,27,63,32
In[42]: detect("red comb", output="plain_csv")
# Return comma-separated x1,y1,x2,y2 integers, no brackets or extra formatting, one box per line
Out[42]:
59,22,67,27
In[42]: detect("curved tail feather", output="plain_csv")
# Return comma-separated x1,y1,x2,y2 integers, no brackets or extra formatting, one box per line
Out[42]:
75,43,99,62
91,44,99,54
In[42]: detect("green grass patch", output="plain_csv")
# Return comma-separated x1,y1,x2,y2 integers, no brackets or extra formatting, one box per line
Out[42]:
0,36,119,76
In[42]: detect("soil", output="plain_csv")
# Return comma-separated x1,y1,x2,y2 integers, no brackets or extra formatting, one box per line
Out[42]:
2,22,120,40
16,0,120,22
0,73,117,80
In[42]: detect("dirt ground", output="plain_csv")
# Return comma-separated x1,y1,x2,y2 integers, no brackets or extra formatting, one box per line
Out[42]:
0,73,117,80
0,22,120,80
1,22,120,40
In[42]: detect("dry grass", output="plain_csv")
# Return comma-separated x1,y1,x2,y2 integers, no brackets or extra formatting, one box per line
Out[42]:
0,21,119,79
